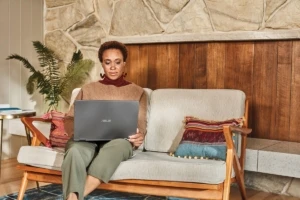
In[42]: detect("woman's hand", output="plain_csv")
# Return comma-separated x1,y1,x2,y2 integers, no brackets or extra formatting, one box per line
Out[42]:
128,128,144,148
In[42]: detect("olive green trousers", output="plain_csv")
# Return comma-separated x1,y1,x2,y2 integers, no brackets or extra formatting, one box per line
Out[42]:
61,138,133,200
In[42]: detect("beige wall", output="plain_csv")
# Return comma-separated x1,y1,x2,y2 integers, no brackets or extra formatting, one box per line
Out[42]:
0,0,44,159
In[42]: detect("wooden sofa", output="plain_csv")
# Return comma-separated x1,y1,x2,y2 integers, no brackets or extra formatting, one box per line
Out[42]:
17,88,251,200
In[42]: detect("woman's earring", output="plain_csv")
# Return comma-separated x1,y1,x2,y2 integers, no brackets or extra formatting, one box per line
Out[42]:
100,73,105,79
123,72,127,78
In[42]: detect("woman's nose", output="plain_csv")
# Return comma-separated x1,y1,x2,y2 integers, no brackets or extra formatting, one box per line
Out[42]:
110,63,116,69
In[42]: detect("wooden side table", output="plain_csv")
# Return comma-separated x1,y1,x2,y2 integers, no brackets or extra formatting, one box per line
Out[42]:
0,110,36,178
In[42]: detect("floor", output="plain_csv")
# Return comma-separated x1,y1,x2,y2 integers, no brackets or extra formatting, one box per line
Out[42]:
0,158,299,200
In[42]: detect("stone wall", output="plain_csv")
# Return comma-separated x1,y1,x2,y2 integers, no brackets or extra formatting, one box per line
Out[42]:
44,0,300,80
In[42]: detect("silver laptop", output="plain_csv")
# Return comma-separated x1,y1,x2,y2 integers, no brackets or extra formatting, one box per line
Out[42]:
74,100,139,141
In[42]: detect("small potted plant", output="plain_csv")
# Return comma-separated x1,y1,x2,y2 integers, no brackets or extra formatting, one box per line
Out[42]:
7,41,95,147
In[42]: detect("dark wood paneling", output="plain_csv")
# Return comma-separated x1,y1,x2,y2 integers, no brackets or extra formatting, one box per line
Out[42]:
126,40,300,142
167,44,179,88
126,45,139,84
156,44,169,88
207,43,225,89
225,42,254,93
275,41,292,140
290,41,300,142
146,44,158,89
137,45,148,88
194,43,207,89
252,41,277,139
179,43,195,88
225,42,254,133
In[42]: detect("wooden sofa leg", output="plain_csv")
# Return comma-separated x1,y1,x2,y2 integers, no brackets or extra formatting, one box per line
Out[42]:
17,172,28,200
223,150,234,200
236,171,247,200
233,154,247,199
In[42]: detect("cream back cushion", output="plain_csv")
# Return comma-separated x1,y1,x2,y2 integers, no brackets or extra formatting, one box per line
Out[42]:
69,88,81,110
144,89,246,153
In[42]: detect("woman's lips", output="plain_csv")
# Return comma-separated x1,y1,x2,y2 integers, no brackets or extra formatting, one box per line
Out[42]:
109,72,118,77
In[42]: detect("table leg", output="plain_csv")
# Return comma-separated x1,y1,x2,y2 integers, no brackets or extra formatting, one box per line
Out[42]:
0,119,3,178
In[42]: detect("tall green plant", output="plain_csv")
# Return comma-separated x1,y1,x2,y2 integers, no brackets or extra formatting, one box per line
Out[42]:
6,41,94,111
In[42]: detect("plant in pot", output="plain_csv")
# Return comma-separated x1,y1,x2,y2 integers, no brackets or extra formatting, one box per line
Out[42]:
7,41,94,111
6,41,94,147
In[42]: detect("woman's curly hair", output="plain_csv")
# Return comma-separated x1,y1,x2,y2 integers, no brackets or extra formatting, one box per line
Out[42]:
98,41,128,62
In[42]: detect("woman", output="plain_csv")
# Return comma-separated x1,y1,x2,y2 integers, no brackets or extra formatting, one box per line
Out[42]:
62,41,147,200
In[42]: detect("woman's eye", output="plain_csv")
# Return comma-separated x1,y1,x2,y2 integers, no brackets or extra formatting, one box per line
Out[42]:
105,62,110,65
116,62,121,65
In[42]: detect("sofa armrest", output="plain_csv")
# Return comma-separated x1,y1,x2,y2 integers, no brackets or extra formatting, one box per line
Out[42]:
230,126,252,136
232,126,252,170
21,117,51,146
223,125,252,197
224,126,252,169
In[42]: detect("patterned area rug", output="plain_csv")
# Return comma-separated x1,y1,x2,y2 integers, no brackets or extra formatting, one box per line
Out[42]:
0,184,180,200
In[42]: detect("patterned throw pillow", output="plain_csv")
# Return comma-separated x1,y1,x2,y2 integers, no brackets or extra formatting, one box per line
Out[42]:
170,116,243,160
42,110,70,148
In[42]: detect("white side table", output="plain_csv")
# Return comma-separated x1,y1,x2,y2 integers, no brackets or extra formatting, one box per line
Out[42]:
0,110,36,178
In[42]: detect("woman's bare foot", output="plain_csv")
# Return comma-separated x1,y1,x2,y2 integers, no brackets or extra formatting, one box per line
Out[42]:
67,192,78,200
84,175,101,196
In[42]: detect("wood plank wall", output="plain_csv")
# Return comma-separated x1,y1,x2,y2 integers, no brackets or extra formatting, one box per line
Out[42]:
125,41,300,143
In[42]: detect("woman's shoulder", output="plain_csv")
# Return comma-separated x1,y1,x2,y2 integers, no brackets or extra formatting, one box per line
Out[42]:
126,82,144,93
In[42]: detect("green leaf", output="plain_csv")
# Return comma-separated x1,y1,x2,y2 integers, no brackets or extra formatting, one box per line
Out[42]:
6,54,37,73
61,59,94,102
7,41,95,110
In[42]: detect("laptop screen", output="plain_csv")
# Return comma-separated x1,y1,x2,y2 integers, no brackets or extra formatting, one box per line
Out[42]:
74,100,139,141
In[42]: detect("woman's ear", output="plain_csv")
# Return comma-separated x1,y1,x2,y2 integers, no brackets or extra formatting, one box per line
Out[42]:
122,62,126,71
122,62,127,78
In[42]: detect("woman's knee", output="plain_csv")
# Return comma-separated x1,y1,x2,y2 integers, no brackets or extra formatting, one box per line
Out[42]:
62,145,81,167
63,142,97,165
106,139,132,150
65,143,83,159
66,141,96,152
65,143,80,156
101,139,133,159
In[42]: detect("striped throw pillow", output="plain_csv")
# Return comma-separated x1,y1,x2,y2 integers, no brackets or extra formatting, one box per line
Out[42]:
42,110,70,148
170,116,243,160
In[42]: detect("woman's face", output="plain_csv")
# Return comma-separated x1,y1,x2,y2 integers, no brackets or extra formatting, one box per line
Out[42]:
102,48,126,80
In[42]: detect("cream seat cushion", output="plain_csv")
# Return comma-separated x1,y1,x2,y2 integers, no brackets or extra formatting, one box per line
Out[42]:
17,147,234,184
